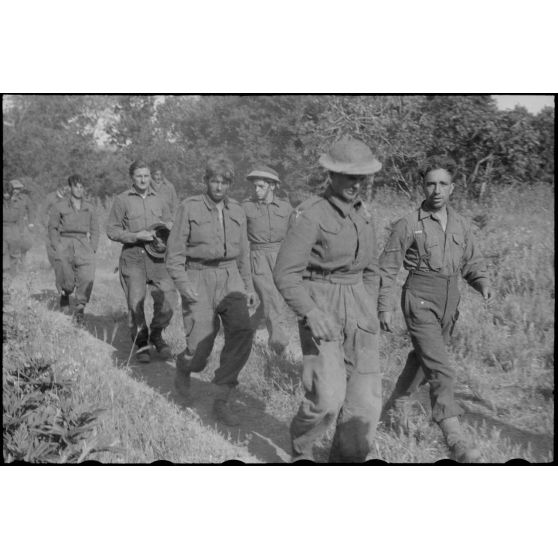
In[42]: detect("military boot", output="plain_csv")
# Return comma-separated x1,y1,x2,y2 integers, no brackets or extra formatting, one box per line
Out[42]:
149,329,171,359
213,385,240,427
73,305,85,326
60,293,70,314
136,342,151,364
174,351,192,396
439,416,482,463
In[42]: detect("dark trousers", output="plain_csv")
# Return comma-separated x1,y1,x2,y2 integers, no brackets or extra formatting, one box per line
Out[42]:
394,270,463,423
119,245,174,346
179,263,254,387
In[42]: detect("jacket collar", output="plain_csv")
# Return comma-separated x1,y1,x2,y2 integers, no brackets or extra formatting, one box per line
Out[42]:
324,187,361,218
202,193,230,210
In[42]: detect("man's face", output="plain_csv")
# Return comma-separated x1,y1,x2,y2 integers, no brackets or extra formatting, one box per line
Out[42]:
252,179,275,202
152,170,163,185
329,172,366,203
132,167,151,192
206,174,231,203
422,168,454,210
71,182,84,199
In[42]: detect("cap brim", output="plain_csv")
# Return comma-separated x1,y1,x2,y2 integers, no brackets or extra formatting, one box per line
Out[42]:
319,154,382,175
246,171,281,183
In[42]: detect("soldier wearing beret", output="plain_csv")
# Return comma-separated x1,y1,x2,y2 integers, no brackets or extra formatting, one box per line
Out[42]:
166,157,258,426
379,155,492,462
242,165,292,353
106,160,174,363
273,136,383,463
48,174,99,325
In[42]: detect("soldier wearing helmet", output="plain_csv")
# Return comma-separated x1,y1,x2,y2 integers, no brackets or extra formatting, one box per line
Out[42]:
242,165,293,353
273,136,383,462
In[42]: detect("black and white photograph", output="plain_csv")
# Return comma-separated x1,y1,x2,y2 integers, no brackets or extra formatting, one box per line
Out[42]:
3,94,554,465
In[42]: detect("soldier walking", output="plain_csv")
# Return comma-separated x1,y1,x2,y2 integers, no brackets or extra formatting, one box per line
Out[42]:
3,179,35,277
242,165,292,353
273,136,383,463
378,155,492,463
166,157,258,426
106,160,175,363
48,174,99,325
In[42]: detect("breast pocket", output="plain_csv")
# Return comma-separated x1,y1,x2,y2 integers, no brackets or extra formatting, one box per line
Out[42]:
451,233,465,268
188,216,213,245
226,214,243,247
425,238,442,271
271,206,291,239
318,220,343,259
127,209,146,232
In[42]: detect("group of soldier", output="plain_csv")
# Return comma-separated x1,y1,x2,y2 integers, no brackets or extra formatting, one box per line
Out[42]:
3,136,493,463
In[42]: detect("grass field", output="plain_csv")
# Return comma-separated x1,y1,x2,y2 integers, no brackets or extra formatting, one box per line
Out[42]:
3,183,554,463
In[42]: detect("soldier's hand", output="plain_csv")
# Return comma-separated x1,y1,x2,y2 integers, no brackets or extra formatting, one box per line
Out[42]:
135,230,155,242
181,284,199,303
305,308,338,341
246,291,259,310
379,311,393,333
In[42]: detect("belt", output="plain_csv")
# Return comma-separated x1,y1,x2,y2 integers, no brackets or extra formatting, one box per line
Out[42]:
250,241,282,252
409,269,458,281
303,269,363,285
187,259,237,270
60,232,88,238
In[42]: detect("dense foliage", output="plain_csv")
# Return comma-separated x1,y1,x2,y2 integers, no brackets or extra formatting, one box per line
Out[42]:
3,94,554,202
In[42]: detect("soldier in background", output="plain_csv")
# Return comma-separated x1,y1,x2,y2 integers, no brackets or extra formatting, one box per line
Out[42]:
150,160,179,219
48,174,99,325
106,160,174,363
44,182,70,268
242,165,292,353
166,157,258,426
378,155,493,463
2,179,35,276
273,136,383,462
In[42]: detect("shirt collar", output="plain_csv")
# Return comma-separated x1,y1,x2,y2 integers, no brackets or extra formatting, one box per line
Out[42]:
203,193,230,210
128,185,156,197
324,187,361,218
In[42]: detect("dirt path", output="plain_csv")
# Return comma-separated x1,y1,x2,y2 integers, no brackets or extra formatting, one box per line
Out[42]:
22,250,292,464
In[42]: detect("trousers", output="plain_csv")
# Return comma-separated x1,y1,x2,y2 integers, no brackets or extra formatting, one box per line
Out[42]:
54,235,96,307
119,245,174,346
250,247,289,349
290,279,382,463
179,262,254,387
394,270,464,423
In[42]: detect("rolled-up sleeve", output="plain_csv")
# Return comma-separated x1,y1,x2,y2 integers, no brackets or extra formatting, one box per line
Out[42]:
273,212,318,318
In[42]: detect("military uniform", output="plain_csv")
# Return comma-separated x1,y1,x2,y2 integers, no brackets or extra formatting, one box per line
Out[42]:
273,188,382,462
44,190,67,267
3,190,35,274
106,186,174,349
242,195,292,350
152,177,179,220
48,198,99,311
166,193,254,389
379,204,489,423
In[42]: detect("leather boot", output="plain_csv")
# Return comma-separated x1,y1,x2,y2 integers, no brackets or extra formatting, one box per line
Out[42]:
73,304,85,326
174,351,192,396
213,385,240,427
60,293,70,314
136,342,151,364
439,416,481,463
149,329,171,359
